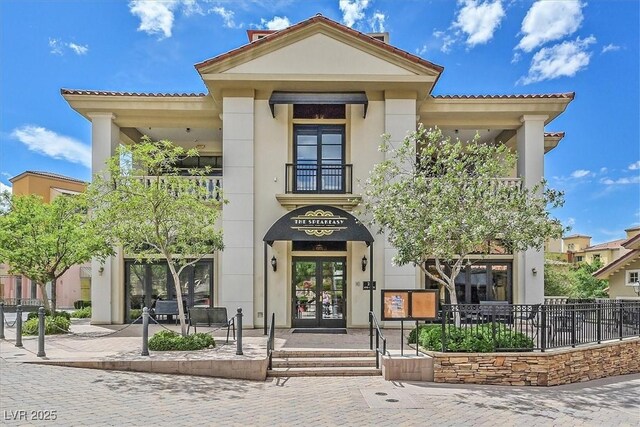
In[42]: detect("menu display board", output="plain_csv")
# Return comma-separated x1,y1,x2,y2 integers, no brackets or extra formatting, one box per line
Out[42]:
381,289,439,321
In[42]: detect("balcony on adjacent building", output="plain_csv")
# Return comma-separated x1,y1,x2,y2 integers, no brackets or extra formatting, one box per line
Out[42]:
285,163,353,194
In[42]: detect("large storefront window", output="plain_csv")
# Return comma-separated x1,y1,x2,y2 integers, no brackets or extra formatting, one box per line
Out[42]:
125,260,213,322
425,261,512,304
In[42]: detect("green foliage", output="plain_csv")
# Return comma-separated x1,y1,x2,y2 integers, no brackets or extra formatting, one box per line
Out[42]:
544,260,608,298
129,309,143,320
22,315,71,335
364,125,564,304
0,192,112,311
408,323,534,352
88,137,225,336
148,330,215,351
71,307,92,318
73,300,91,309
27,310,71,321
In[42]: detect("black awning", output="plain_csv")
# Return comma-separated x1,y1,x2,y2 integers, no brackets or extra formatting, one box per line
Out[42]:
263,205,374,245
268,91,368,118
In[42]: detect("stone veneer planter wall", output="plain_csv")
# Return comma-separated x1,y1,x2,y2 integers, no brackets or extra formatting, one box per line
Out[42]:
427,338,639,386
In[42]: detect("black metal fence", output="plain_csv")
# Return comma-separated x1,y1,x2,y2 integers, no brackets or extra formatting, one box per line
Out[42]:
435,301,640,352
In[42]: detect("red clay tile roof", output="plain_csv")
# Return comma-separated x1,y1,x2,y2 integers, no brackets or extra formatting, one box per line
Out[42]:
564,234,592,239
432,93,575,100
584,239,626,252
61,89,207,97
194,14,444,75
10,171,87,185
544,132,565,138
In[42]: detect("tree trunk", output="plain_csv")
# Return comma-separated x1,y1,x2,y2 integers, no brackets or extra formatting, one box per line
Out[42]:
167,263,188,336
38,282,51,312
445,280,461,327
51,278,57,312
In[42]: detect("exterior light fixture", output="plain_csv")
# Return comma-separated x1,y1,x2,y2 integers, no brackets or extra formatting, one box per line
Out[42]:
361,255,368,272
531,267,537,275
271,256,277,272
633,281,640,296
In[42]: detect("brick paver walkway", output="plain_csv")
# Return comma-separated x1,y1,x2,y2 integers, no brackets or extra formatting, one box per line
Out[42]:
1,359,638,426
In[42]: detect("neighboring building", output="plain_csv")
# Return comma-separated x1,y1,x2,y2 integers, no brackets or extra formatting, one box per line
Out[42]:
0,171,91,308
62,15,573,327
594,231,640,299
563,227,638,265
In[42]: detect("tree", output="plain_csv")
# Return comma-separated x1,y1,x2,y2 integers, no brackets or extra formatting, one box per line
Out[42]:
571,260,608,298
364,125,564,309
0,192,112,311
88,137,224,336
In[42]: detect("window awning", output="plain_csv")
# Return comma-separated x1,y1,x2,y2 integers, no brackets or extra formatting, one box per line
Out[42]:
268,91,368,118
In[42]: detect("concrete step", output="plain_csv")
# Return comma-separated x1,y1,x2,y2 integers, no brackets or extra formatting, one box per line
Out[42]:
271,357,377,368
271,349,376,358
268,367,382,377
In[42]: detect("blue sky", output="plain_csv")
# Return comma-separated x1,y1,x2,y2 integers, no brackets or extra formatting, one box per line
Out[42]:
1,0,638,244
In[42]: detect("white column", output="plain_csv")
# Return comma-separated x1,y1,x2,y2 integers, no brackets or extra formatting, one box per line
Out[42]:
220,94,255,327
384,93,418,290
516,114,548,304
88,113,120,324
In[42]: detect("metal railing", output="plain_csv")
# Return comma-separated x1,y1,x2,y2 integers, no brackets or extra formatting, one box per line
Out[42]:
436,301,640,352
285,163,352,194
267,313,275,370
0,298,44,308
135,176,222,201
369,311,387,369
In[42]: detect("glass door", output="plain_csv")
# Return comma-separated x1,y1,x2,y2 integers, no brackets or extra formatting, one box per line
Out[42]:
292,257,346,328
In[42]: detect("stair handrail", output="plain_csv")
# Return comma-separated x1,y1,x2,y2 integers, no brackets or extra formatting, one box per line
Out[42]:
267,312,275,370
369,311,388,369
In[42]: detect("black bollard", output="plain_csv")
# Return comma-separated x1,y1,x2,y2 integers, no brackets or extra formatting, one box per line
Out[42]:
15,305,23,348
37,306,46,357
141,307,150,356
0,302,4,340
236,307,243,355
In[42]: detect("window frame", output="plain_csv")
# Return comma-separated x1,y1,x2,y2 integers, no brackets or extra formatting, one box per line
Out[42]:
626,269,640,286
293,124,346,193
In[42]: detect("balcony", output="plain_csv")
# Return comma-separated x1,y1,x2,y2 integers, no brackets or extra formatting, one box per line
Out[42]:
285,163,353,194
135,176,222,201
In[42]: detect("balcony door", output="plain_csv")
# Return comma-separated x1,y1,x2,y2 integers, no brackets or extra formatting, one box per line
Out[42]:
294,125,345,193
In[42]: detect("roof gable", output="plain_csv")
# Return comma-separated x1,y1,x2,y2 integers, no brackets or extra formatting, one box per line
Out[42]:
195,15,443,78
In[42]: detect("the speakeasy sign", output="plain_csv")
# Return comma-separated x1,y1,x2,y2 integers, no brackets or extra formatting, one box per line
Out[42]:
291,209,347,237
263,205,374,244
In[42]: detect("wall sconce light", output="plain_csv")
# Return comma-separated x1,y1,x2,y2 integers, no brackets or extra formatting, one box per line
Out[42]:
98,266,104,276
531,267,537,276
361,255,368,272
633,282,640,296
271,256,277,272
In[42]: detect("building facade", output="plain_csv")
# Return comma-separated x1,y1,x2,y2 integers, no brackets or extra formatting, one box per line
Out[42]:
0,171,91,308
62,15,573,327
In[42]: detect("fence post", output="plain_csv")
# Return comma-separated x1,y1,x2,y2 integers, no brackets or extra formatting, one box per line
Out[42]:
15,305,23,348
618,301,623,341
236,308,243,356
596,302,602,344
540,304,547,352
141,307,150,356
441,305,447,352
0,302,4,339
37,307,46,357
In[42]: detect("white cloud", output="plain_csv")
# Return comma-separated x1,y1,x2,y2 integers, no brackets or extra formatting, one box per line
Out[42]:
67,42,89,55
571,169,592,179
369,11,385,33
0,181,11,194
49,38,64,55
129,0,179,39
601,43,621,54
600,167,608,174
10,126,91,168
511,52,521,64
339,0,369,28
566,217,576,227
433,30,456,53
453,0,505,47
600,176,640,185
182,0,203,16
212,6,240,28
519,35,596,85
628,161,640,170
260,16,290,30
517,0,584,52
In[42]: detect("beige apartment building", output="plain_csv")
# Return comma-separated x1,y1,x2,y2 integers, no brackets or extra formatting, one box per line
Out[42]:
563,227,639,265
62,15,573,328
0,171,91,308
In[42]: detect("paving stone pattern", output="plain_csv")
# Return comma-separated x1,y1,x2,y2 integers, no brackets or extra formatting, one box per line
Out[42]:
1,359,638,426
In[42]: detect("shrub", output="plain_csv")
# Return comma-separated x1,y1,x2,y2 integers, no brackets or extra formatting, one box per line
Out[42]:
73,300,92,309
409,323,534,352
22,315,71,335
27,310,71,321
71,306,92,318
129,309,143,320
148,330,215,351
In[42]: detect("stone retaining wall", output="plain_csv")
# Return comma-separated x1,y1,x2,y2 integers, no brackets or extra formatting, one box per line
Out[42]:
428,338,639,386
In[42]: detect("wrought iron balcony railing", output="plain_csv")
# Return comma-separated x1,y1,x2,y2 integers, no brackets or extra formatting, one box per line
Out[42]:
285,163,353,194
